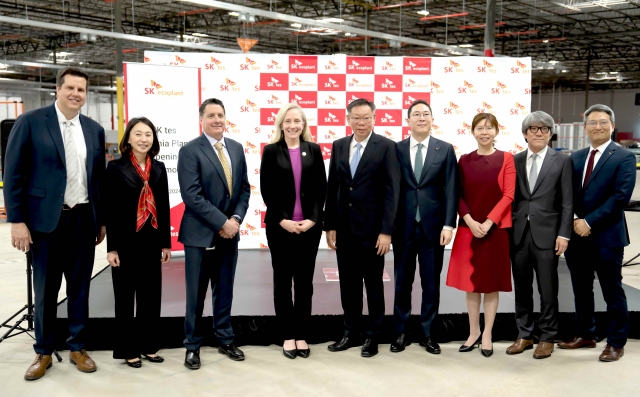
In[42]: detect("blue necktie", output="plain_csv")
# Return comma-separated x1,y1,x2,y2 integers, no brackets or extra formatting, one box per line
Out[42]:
350,142,362,178
414,143,424,222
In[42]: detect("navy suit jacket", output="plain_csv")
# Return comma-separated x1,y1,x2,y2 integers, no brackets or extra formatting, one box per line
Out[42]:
324,132,400,248
177,134,250,248
570,142,636,248
394,136,458,244
2,103,105,236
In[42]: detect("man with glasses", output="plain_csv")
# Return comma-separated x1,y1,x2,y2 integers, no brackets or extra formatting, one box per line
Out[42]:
558,104,636,362
507,111,573,359
325,98,400,357
390,100,458,355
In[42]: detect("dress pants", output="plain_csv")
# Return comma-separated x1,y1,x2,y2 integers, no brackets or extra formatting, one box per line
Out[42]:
266,223,322,341
335,229,385,338
511,223,559,341
183,236,238,350
393,221,444,337
30,204,95,355
565,237,628,348
111,221,162,359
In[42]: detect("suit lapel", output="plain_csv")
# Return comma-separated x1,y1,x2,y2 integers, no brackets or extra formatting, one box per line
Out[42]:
516,151,529,195
299,141,311,171
397,139,415,184
121,158,143,186
79,115,94,183
531,149,556,194
226,138,240,196
353,132,378,180
44,104,66,166
584,142,617,190
418,137,440,185
575,148,588,193
198,134,229,195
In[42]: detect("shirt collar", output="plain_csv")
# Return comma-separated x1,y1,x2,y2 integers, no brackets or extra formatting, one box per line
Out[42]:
351,131,372,148
54,100,80,125
204,133,225,147
410,134,430,149
591,140,611,154
528,145,548,159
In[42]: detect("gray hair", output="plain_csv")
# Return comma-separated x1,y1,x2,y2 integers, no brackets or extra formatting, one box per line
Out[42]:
521,111,555,134
584,104,615,125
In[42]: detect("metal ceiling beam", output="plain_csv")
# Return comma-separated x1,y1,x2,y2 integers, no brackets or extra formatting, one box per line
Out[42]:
0,15,243,54
0,60,116,75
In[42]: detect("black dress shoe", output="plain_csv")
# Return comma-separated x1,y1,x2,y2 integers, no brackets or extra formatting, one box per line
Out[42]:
141,354,164,363
419,336,441,354
282,348,297,359
361,339,379,358
481,341,493,357
390,333,411,353
125,359,142,368
218,344,245,361
459,335,482,353
328,336,357,352
297,348,310,358
184,350,200,369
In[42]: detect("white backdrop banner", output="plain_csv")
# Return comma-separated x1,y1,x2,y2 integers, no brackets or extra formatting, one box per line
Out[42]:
123,62,202,251
141,53,532,249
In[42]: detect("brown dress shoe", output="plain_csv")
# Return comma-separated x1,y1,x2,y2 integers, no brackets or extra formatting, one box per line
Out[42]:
557,336,597,349
24,354,52,381
533,341,554,359
69,349,97,373
599,344,624,362
506,339,534,355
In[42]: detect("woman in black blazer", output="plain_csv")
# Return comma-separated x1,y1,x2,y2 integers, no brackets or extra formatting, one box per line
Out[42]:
105,117,171,368
260,103,327,359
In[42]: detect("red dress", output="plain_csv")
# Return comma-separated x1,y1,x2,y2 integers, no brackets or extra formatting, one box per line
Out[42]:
446,150,515,293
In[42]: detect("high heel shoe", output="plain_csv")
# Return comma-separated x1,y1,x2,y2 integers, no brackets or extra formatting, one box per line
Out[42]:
125,358,142,368
282,347,297,359
141,354,164,363
480,341,493,357
296,341,310,358
459,335,482,353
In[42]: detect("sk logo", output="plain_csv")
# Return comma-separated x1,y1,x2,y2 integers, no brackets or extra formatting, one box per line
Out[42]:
445,59,462,73
458,80,476,93
511,60,529,74
206,56,225,70
244,141,259,155
226,78,236,86
492,81,509,94
268,95,282,105
510,102,528,116
430,81,443,93
225,120,239,133
405,95,417,105
325,60,338,70
151,80,162,89
382,96,395,105
144,57,151,63
246,57,256,65
241,99,258,113
170,55,186,66
211,57,222,65
145,80,161,94
383,130,394,138
478,59,495,73
444,102,460,115
267,59,281,70
382,61,395,71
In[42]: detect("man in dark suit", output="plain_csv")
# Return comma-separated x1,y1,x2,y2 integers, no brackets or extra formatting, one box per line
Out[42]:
390,99,457,355
559,104,636,362
178,98,250,369
3,67,105,380
506,111,573,359
325,98,401,357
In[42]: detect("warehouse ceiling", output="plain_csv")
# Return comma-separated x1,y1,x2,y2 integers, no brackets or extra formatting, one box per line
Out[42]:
1,0,640,93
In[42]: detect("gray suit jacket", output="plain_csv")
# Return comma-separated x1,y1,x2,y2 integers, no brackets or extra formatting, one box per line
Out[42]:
512,148,573,249
177,134,250,248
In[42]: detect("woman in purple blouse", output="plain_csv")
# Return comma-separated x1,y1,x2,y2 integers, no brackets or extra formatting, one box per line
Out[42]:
260,103,327,359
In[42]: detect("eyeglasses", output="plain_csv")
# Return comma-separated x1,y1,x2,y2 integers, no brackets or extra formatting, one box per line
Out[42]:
474,127,495,132
350,117,373,123
529,126,550,133
410,113,432,119
586,120,611,128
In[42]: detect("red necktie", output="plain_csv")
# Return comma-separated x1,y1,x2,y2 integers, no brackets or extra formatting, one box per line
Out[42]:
582,149,598,189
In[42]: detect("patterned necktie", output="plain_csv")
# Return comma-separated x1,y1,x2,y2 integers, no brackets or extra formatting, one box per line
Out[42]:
63,121,81,208
214,142,233,197
529,153,538,192
414,143,424,222
350,142,362,178
583,149,598,189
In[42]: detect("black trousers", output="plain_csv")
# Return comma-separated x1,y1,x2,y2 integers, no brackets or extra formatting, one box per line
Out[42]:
183,236,238,350
30,204,95,355
335,230,385,338
511,223,559,341
266,223,322,341
111,221,162,359
393,221,444,337
565,236,628,348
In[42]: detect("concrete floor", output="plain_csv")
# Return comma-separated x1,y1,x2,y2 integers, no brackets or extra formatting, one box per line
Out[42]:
1,172,640,396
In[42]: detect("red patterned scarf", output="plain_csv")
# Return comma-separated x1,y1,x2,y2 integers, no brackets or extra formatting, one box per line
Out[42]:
130,151,158,231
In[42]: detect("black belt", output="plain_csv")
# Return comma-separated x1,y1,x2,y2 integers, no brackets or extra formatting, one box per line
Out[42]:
63,203,88,210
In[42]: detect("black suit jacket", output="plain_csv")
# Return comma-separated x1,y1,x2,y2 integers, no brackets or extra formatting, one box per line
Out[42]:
104,156,171,253
177,134,250,248
570,142,636,247
512,148,573,249
260,140,327,225
324,132,401,248
394,136,458,244
2,103,105,236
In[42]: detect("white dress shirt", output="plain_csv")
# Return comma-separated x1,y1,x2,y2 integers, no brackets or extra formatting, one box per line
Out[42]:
204,134,232,175
348,131,373,163
575,139,612,229
55,101,88,204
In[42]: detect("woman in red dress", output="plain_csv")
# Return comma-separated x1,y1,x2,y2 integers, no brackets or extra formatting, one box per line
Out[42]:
446,113,515,357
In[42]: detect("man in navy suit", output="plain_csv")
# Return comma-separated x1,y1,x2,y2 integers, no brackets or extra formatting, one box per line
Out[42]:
558,104,636,362
390,100,457,355
178,98,250,369
325,98,400,357
3,67,105,380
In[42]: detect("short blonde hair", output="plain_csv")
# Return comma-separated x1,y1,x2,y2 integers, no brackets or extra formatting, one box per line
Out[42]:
270,103,313,144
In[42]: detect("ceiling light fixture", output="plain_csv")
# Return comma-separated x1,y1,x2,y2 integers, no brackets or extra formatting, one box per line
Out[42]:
291,23,302,28
562,69,568,73
548,60,559,64
228,12,239,16
417,10,429,16
459,44,474,48
321,17,344,23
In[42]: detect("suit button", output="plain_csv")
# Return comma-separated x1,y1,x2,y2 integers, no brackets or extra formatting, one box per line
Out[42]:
350,187,353,191
301,193,304,197
349,203,352,206
417,189,420,192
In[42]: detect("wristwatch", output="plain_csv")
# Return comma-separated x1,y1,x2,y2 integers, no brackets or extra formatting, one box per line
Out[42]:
232,215,242,224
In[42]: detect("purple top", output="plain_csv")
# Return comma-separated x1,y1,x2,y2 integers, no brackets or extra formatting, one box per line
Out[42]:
289,147,304,222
